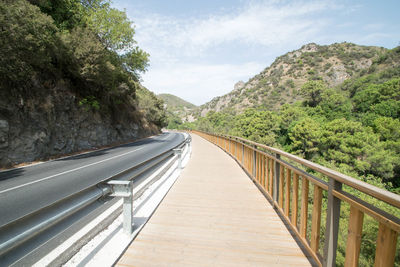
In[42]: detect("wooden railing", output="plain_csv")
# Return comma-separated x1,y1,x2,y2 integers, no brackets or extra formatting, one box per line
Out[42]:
192,130,400,267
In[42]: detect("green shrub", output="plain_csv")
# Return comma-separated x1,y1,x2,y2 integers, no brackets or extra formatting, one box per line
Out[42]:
0,0,58,93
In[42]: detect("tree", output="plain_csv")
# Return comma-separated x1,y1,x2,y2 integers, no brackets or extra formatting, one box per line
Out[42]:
300,80,327,107
167,115,183,129
279,104,307,131
379,77,400,101
319,89,352,120
86,1,135,52
353,78,400,113
122,47,150,79
289,117,321,159
320,118,395,179
27,0,86,30
373,117,400,141
277,104,307,147
0,0,58,91
85,1,149,78
371,100,400,118
232,109,279,145
353,84,381,112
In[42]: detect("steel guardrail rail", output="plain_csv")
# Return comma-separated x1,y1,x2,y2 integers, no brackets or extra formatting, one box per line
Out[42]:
192,130,399,267
0,133,190,258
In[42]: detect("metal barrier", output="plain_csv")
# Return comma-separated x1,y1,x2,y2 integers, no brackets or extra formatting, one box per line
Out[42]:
0,134,191,258
193,130,399,267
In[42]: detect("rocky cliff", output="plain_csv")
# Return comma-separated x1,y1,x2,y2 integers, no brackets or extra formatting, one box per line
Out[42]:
0,81,160,168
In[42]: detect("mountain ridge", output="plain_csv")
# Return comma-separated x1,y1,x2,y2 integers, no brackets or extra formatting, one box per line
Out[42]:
192,42,389,118
158,93,197,109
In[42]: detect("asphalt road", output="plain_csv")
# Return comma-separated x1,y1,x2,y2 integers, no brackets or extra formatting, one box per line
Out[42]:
0,132,185,228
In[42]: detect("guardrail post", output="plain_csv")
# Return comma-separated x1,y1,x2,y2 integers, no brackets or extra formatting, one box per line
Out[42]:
323,178,342,267
273,154,281,203
108,180,133,235
187,139,192,156
173,148,183,169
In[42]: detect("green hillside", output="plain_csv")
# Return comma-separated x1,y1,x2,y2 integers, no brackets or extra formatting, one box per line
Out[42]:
158,94,196,129
193,43,390,117
181,45,400,191
158,94,196,110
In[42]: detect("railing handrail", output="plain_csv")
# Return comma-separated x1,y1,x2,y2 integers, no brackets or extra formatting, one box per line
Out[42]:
208,131,400,209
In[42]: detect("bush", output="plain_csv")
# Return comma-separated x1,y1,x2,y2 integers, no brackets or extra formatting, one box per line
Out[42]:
0,0,58,93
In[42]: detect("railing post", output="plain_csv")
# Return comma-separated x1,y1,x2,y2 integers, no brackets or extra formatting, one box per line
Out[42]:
273,154,281,203
108,180,133,235
173,148,183,169
242,143,245,165
235,139,237,158
323,178,342,267
252,145,257,179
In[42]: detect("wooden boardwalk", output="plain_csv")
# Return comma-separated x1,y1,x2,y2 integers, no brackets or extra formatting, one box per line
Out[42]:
116,134,314,266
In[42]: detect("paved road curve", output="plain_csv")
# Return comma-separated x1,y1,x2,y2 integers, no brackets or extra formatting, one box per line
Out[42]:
0,132,185,228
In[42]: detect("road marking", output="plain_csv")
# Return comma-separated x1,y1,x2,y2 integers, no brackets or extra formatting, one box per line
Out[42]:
0,147,144,194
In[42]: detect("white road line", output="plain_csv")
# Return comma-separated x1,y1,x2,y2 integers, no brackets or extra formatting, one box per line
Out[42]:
0,147,144,194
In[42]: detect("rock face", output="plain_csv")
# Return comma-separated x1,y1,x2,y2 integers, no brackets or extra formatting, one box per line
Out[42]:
0,83,158,168
0,120,9,149
234,81,245,90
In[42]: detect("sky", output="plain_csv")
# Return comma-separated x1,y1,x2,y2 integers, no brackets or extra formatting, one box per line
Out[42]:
111,0,400,106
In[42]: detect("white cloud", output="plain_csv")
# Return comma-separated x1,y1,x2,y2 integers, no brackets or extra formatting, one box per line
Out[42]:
142,62,265,105
134,1,336,54
358,32,393,44
363,23,384,31
121,1,347,104
181,1,331,48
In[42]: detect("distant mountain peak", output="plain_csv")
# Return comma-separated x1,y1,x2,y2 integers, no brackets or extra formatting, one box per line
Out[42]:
158,94,197,123
192,42,388,117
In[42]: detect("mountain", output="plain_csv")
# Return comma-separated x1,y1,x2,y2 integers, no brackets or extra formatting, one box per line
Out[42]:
184,44,400,188
158,94,196,110
158,94,197,127
194,42,390,117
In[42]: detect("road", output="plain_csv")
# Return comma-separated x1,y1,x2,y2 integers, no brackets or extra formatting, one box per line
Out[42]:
0,132,185,228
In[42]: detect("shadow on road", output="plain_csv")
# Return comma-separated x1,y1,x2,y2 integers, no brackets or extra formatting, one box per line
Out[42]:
0,168,25,182
56,134,170,162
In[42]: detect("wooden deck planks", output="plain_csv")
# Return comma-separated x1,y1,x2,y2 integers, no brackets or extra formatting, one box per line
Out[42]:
116,134,314,267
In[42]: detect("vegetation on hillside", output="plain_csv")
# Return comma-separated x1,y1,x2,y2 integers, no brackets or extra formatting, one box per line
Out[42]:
0,0,166,128
158,94,196,129
175,47,400,266
183,56,400,190
192,43,389,118
158,94,196,109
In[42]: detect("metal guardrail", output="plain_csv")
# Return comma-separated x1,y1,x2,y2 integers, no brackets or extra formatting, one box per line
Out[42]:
0,134,191,258
193,130,399,267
